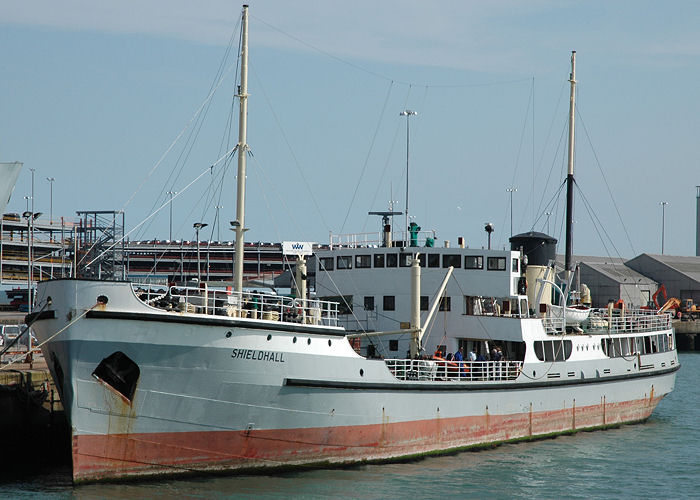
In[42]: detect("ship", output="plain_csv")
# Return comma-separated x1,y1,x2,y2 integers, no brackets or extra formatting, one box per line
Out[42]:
28,7,678,483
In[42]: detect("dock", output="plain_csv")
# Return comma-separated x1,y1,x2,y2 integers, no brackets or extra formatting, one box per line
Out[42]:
674,320,700,350
0,355,70,476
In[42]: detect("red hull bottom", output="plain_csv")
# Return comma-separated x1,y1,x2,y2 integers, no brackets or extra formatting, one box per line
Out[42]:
73,395,662,483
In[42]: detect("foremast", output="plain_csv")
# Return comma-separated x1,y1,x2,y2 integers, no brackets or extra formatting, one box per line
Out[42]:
564,50,576,286
233,5,250,293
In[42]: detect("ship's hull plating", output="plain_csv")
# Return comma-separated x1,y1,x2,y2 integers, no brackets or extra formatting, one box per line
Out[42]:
31,280,678,483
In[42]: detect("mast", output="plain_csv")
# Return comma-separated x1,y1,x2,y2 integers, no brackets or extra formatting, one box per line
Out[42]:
564,51,576,282
233,5,249,293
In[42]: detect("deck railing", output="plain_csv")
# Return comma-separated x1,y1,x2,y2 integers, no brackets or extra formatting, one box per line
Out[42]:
385,358,522,382
132,283,339,327
329,230,436,249
543,307,672,335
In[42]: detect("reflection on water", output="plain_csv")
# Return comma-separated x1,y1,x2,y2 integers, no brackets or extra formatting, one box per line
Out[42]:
3,354,698,500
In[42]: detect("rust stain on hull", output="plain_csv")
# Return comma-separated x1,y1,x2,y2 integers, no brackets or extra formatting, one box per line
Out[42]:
72,395,664,483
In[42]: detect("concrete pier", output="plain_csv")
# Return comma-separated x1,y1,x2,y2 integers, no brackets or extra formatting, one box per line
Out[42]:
0,357,70,477
674,320,700,351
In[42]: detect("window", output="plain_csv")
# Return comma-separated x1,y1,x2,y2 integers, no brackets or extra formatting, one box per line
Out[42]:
428,254,440,268
389,339,399,351
533,340,572,361
487,257,506,271
534,341,544,361
439,296,451,311
386,254,398,267
512,258,519,273
383,296,395,311
443,254,461,268
465,255,483,269
399,253,412,267
319,257,334,271
420,296,429,311
374,254,385,268
364,296,374,311
355,255,371,268
418,253,426,267
337,256,352,269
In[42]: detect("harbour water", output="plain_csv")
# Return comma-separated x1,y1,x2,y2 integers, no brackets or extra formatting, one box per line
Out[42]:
4,353,698,499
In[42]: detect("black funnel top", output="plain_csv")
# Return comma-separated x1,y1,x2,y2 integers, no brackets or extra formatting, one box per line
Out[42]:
509,231,558,267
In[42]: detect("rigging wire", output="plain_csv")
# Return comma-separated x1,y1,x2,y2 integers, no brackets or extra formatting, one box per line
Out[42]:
576,109,637,256
533,115,568,228
339,80,395,234
84,147,237,270
361,84,413,233
132,18,242,241
121,20,241,218
498,80,534,247
251,14,532,90
249,66,330,233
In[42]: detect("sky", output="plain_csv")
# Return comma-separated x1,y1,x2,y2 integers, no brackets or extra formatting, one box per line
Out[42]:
1,0,699,258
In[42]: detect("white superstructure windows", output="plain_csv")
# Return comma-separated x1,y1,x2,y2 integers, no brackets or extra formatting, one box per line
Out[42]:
439,296,451,311
383,296,395,311
319,252,510,274
465,256,483,269
319,257,334,271
355,255,371,268
533,340,573,362
601,333,672,357
420,296,429,311
443,254,461,268
487,257,506,271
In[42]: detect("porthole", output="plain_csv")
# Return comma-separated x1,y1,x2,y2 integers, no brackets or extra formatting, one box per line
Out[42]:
293,336,297,343
533,371,536,377
267,334,272,341
307,338,311,345
359,369,364,377
225,331,232,338
328,340,332,347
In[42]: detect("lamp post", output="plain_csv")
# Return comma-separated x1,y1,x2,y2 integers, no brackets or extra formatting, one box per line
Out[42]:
46,177,55,225
507,187,517,237
167,191,177,241
400,109,417,245
660,201,668,254
23,211,42,313
215,205,223,240
193,222,208,281
484,222,494,250
544,212,552,235
29,168,35,216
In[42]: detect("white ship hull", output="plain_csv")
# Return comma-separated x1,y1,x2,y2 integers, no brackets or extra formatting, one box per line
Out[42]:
30,279,678,482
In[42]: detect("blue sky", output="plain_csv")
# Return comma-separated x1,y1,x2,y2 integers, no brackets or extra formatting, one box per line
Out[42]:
1,1,698,258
